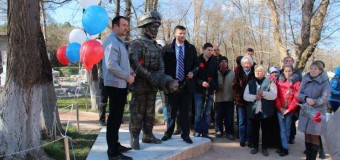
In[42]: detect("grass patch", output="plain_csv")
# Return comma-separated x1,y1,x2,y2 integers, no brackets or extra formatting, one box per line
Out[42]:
57,97,92,111
43,126,100,160
57,94,164,120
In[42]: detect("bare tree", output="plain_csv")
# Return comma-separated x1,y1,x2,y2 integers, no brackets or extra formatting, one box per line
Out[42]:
124,0,132,41
193,0,203,53
116,0,120,16
267,0,330,70
145,0,158,11
0,0,55,159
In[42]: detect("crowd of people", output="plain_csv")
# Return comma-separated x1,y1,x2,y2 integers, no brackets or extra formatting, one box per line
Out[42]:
99,12,340,160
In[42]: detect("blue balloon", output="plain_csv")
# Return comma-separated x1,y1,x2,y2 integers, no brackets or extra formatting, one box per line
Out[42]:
66,42,81,62
82,5,109,35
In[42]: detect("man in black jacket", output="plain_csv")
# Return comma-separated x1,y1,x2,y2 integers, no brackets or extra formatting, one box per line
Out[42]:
161,25,197,144
193,43,218,141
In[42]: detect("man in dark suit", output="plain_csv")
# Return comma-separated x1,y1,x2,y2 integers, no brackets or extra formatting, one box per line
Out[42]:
161,25,198,144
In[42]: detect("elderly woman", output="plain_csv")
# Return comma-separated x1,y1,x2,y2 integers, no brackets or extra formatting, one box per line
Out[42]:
298,61,330,160
244,65,277,156
232,56,255,147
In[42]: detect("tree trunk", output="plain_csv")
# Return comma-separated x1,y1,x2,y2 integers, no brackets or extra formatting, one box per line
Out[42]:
153,0,158,10
267,0,288,60
193,0,203,53
89,66,100,111
40,1,47,42
267,0,329,71
124,0,132,41
115,0,120,16
296,0,329,70
0,0,54,159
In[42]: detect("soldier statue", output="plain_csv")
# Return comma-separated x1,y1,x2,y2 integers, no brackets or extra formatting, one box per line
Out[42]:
128,10,178,150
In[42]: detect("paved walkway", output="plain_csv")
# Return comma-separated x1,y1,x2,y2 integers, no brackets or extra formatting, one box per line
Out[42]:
59,110,332,160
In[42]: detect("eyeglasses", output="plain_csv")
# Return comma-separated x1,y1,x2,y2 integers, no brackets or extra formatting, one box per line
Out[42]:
214,49,219,51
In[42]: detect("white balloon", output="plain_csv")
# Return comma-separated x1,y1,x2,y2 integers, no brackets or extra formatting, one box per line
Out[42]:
69,28,87,44
87,33,99,39
96,39,103,44
79,0,100,9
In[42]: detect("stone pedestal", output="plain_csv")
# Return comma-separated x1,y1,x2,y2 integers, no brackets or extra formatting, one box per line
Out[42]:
87,128,211,160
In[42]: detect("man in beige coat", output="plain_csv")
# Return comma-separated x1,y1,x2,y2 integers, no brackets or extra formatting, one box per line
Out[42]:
214,56,236,140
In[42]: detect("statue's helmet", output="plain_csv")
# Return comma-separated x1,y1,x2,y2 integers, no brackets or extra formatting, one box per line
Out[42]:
137,10,161,28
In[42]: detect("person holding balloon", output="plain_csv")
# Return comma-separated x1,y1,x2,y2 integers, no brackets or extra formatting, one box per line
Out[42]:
102,16,134,160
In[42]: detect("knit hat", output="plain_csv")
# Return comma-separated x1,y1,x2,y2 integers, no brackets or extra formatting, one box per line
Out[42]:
219,56,228,64
269,66,280,74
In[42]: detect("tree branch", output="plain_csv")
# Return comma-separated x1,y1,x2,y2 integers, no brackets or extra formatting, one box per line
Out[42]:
267,0,288,57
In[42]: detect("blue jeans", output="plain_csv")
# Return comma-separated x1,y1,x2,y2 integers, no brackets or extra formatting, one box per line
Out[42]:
215,101,235,135
163,105,168,123
237,106,252,144
277,112,292,149
194,93,213,135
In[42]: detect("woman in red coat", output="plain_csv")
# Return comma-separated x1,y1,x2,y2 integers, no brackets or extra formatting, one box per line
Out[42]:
275,65,301,156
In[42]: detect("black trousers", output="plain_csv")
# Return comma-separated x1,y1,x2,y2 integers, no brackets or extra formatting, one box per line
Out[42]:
215,101,235,135
106,86,128,154
251,114,271,149
99,78,108,121
165,90,192,138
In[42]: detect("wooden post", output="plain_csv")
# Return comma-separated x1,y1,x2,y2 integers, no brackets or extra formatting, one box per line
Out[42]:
53,104,57,140
64,137,70,160
76,103,79,131
53,113,57,140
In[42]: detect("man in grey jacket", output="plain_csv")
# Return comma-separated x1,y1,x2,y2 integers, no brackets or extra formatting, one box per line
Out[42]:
102,16,135,160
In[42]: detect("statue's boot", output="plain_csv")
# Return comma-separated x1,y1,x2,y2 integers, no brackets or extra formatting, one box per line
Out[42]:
142,113,162,144
142,133,162,144
130,132,140,150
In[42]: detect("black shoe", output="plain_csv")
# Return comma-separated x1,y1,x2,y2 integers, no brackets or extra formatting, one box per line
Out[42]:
182,137,193,144
262,149,269,156
240,142,246,147
288,139,295,144
279,148,289,157
226,134,236,140
276,148,282,154
108,153,133,160
248,143,253,148
118,145,132,153
99,119,106,126
161,134,171,141
250,148,258,154
319,150,326,159
173,130,181,135
202,134,213,142
215,131,222,138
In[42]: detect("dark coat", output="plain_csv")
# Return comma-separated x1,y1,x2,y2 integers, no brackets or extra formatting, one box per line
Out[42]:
162,39,198,94
232,65,255,106
194,54,218,95
244,78,277,119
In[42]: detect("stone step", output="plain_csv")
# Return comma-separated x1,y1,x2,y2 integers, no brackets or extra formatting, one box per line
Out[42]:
87,128,211,160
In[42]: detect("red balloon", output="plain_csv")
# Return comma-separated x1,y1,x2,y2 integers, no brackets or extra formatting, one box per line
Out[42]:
83,63,93,71
80,39,104,65
56,45,70,65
